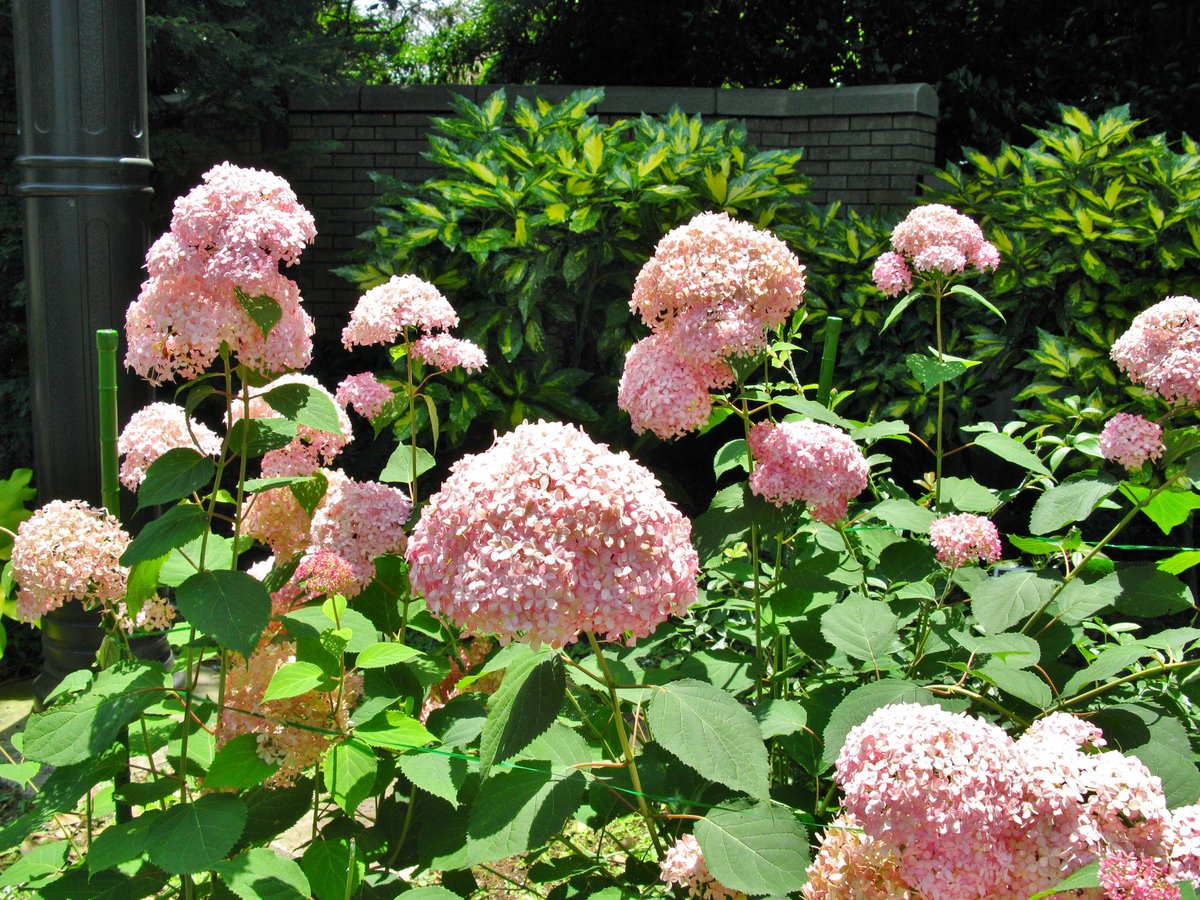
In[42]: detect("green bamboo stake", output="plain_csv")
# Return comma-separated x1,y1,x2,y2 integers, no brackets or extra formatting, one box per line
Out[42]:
817,316,843,407
96,329,121,517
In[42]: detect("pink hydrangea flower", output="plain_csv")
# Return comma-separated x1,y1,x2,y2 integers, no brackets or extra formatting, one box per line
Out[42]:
242,487,312,560
1100,413,1165,470
929,512,1002,567
342,274,459,348
216,639,362,787
631,211,806,365
747,420,869,523
117,401,222,492
335,372,393,421
294,549,359,600
230,374,352,477
406,421,699,647
1111,296,1200,405
125,163,317,384
308,471,412,593
113,594,177,634
411,333,488,372
1167,805,1200,885
660,834,746,900
10,500,130,621
1099,852,1180,899
871,251,913,297
888,204,1000,276
617,333,732,439
802,814,914,899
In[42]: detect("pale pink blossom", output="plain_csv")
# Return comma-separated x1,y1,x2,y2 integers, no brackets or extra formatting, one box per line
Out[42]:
335,372,393,421
1100,414,1165,470
1099,852,1180,899
871,251,913,297
242,487,312,560
617,334,730,439
929,512,1002,567
308,471,412,593
230,374,352,477
631,211,806,365
1167,805,1200,885
660,834,746,900
802,814,914,899
113,594,177,633
747,420,869,523
125,163,316,384
406,421,699,647
1111,296,1200,405
10,500,130,621
118,402,222,491
411,333,487,372
215,640,361,787
294,549,359,600
342,274,458,348
888,204,1000,276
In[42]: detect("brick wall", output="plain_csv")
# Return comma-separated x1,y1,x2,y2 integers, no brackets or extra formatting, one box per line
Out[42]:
284,83,938,331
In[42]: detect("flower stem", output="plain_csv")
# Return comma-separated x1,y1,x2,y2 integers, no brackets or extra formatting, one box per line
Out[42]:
934,286,945,512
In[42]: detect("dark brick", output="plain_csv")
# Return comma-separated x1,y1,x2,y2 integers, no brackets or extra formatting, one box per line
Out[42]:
829,131,873,146
849,145,891,161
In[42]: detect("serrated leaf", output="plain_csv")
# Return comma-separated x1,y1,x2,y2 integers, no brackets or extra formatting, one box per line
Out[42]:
356,642,422,668
159,532,234,586
695,802,810,896
973,431,1050,477
216,848,311,900
263,383,343,437
713,440,750,478
204,733,280,790
822,680,933,769
869,498,936,533
970,569,1056,634
820,596,903,665
136,448,216,512
263,661,331,702
356,710,439,751
176,569,271,657
1054,573,1121,623
1029,474,1118,535
647,678,770,799
754,699,807,740
1122,483,1200,535
235,287,283,338
88,811,160,874
977,662,1052,708
121,503,209,565
23,661,166,766
0,839,67,888
381,443,437,484
399,751,470,808
953,632,1040,668
480,649,564,778
1114,564,1193,616
324,739,377,816
149,794,247,875
229,417,297,456
881,289,921,332
948,283,1005,321
1029,861,1100,898
939,476,997,513
302,837,364,900
906,353,969,392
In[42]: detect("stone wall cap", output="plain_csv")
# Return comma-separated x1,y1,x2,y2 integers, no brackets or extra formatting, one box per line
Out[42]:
831,83,938,117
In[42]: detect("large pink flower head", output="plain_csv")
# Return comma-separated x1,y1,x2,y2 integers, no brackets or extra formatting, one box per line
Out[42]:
887,204,1000,276
617,333,732,439
125,163,317,384
1100,413,1165,470
1111,296,1200,405
230,374,352,477
10,500,130,622
659,834,746,900
871,250,913,297
411,333,488,372
406,421,699,647
929,512,1002,567
342,274,459,348
335,372,393,421
747,420,869,523
308,471,413,593
118,401,222,491
631,212,806,365
216,639,362,788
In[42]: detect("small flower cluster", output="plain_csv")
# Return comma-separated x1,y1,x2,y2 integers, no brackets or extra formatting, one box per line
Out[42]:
10,500,130,622
659,834,746,900
928,512,1002,567
230,373,352,477
806,703,1200,898
335,372,393,421
412,333,488,372
216,640,362,787
1099,852,1180,900
406,420,699,647
342,274,459,347
747,420,869,523
872,204,1000,295
620,212,805,438
125,162,317,383
117,402,222,491
1111,296,1200,406
1099,413,1165,470
801,814,914,900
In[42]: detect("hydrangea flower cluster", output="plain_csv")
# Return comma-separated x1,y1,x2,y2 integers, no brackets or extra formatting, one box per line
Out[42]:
1100,413,1165,470
928,513,1003,567
801,814,914,899
406,420,699,647
1099,852,1180,899
308,471,412,592
10,500,130,622
1110,296,1200,406
335,372,393,421
659,834,746,900
747,420,869,523
125,162,317,383
342,274,459,348
242,487,311,561
117,402,222,491
411,333,488,372
230,374,352,477
872,204,1000,295
620,212,805,438
813,703,1200,897
216,639,362,787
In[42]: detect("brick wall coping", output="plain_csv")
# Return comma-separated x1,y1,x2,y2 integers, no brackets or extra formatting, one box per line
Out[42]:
290,82,938,120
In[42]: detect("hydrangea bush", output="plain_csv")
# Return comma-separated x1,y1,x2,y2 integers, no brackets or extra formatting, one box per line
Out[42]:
1,163,1198,900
